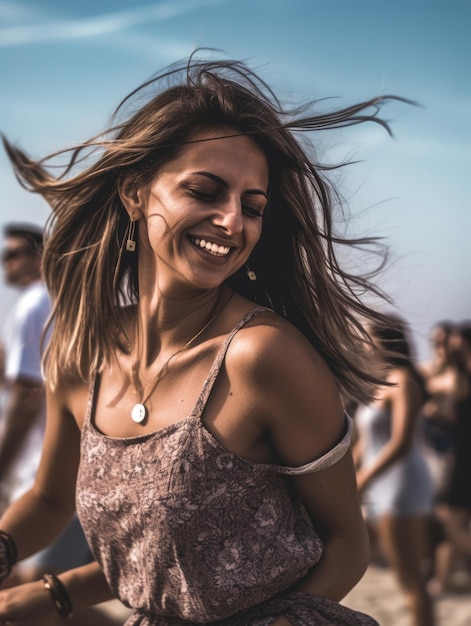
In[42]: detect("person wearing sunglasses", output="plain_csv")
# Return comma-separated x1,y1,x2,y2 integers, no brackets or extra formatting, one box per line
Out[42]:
0,223,96,594
0,222,48,519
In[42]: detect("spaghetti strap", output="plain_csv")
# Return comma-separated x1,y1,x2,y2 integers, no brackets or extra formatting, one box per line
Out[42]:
83,307,270,433
84,371,98,428
273,413,353,475
190,306,271,420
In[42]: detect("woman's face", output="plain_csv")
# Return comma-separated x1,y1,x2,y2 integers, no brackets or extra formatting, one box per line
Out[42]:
134,129,269,292
430,326,450,362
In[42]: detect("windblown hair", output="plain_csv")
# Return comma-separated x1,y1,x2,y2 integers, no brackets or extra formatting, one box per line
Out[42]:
369,313,426,398
2,54,410,402
370,314,415,368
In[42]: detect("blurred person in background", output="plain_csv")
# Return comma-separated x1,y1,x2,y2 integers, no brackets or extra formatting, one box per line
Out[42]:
0,223,93,585
354,314,436,626
0,226,84,556
0,222,49,521
0,222,126,625
421,322,455,380
420,321,457,500
427,323,471,595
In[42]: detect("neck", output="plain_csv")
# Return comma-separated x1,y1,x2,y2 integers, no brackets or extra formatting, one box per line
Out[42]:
135,285,230,368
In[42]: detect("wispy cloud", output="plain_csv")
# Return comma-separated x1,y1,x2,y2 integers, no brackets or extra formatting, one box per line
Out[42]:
0,0,42,23
0,0,230,47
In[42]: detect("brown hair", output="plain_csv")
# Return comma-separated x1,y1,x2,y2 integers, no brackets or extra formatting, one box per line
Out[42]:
2,55,411,402
370,313,426,397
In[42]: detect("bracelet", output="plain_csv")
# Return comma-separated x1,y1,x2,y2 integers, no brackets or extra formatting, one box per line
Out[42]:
42,572,74,618
0,530,18,583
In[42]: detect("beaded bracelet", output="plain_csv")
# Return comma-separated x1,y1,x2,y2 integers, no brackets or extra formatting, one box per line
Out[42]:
0,530,18,583
42,573,74,619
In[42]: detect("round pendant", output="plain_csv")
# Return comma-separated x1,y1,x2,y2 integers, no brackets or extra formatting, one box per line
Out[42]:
131,403,147,423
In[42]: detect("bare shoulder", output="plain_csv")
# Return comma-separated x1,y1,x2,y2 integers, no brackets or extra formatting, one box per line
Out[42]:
225,310,345,466
387,365,419,388
46,376,90,430
386,366,408,387
228,310,333,386
384,365,422,403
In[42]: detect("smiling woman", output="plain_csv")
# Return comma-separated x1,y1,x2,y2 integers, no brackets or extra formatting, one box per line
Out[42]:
121,131,268,294
0,53,408,625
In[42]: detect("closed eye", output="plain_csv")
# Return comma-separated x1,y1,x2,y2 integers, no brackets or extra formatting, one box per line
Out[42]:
243,204,264,218
184,186,218,201
184,185,264,217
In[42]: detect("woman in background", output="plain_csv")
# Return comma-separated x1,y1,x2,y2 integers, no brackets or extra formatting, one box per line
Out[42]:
420,321,457,498
354,314,435,626
427,323,471,595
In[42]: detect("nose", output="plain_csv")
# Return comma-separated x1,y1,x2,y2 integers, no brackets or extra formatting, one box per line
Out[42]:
212,197,244,234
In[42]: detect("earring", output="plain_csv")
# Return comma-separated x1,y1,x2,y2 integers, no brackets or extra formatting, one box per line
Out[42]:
126,217,136,252
246,265,257,281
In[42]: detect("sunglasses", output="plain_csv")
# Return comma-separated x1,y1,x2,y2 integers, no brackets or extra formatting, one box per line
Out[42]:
1,247,35,263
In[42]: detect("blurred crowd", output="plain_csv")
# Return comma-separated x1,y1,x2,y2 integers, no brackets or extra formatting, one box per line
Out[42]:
352,317,471,626
420,320,471,595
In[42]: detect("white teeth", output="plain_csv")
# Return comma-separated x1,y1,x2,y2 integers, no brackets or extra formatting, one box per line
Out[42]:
192,237,230,257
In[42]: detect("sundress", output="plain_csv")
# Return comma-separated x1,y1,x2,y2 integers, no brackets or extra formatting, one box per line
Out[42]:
76,307,378,625
355,404,433,520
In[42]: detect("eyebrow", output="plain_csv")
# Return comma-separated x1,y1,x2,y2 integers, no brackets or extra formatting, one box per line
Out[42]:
193,171,268,198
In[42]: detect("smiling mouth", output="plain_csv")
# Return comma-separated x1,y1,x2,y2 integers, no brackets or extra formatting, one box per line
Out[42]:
189,236,231,257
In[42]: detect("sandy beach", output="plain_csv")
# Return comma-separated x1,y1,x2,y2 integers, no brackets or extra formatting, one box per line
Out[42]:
343,564,471,626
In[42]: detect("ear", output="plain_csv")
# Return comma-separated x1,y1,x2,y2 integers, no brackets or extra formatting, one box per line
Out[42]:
118,176,146,220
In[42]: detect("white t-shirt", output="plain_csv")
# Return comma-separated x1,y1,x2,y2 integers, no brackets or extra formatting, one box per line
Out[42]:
0,281,51,502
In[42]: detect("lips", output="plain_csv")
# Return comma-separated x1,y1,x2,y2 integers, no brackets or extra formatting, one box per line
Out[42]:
189,236,231,257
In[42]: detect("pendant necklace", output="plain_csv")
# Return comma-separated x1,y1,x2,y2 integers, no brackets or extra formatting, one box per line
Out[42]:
130,292,234,424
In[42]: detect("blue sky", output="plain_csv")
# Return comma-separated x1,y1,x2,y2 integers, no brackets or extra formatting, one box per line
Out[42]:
0,0,469,360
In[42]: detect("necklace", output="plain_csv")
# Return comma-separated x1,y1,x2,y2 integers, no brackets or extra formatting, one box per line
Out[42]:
130,291,234,423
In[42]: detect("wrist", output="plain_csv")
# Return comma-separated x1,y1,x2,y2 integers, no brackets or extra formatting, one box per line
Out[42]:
0,529,17,583
59,562,114,607
42,572,74,619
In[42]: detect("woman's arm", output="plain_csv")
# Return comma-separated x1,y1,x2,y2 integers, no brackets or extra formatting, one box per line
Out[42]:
0,384,116,621
0,384,81,560
291,452,369,601
0,561,114,623
355,367,422,493
241,320,370,601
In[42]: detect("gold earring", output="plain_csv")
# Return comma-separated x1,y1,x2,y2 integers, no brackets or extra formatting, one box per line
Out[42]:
126,217,136,252
246,265,257,281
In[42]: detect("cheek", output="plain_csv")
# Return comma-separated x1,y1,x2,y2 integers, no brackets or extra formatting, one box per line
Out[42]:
135,216,165,262
249,230,263,258
247,219,263,245
146,190,195,233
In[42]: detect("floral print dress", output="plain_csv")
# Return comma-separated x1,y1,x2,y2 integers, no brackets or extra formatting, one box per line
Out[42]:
76,308,378,625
